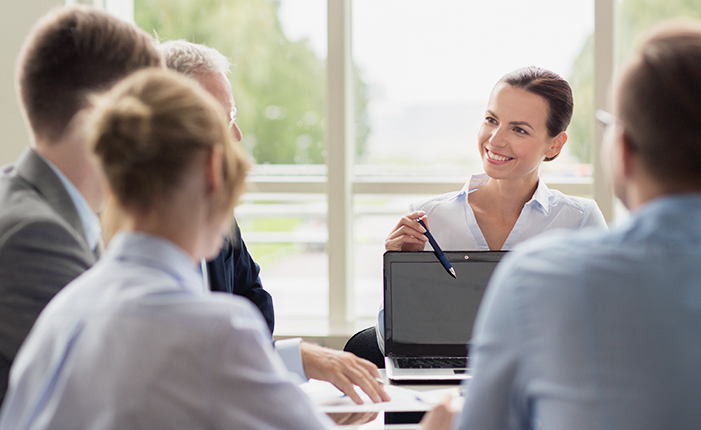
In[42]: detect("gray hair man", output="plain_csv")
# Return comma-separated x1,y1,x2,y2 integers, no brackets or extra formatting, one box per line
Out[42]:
157,40,390,405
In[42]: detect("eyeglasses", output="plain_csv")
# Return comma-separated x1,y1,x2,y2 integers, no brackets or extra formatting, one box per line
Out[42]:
595,109,637,151
595,109,617,129
228,106,238,130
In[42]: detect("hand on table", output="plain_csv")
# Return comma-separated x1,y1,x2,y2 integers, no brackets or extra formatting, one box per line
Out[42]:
327,411,379,426
385,211,429,252
419,395,456,430
300,341,391,405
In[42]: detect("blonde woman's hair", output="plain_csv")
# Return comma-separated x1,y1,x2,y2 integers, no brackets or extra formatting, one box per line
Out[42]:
88,68,249,223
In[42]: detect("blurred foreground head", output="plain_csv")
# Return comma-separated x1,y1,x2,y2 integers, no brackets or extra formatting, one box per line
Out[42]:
87,68,249,235
616,21,701,192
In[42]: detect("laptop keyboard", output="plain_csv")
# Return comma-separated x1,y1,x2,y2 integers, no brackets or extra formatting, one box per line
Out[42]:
393,357,467,369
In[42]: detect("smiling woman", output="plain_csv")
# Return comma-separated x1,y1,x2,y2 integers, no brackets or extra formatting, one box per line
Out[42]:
377,66,609,353
385,66,607,253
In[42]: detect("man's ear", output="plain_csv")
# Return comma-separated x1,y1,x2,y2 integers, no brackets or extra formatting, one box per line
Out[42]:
545,131,567,160
620,132,636,179
204,144,224,197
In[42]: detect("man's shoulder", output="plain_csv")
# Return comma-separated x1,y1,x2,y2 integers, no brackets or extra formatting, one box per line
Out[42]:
0,148,82,227
527,224,610,251
501,227,614,282
1,162,16,176
0,175,69,242
0,178,93,272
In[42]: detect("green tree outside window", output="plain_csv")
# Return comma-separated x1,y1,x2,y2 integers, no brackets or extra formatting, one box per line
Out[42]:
136,0,370,165
568,0,701,164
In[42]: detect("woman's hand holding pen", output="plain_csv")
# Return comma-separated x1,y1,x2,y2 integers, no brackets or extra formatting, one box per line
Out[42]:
385,210,430,251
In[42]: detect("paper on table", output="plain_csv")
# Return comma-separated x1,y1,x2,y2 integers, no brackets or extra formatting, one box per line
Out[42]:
300,380,462,413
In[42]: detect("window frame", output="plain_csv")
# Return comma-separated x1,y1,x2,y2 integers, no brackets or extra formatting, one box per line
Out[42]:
252,0,615,329
111,0,615,333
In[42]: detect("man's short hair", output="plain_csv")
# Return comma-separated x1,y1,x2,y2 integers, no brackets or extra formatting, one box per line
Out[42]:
157,40,230,78
16,5,162,142
618,20,701,187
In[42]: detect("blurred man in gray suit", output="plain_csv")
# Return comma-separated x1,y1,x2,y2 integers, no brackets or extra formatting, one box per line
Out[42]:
0,5,162,404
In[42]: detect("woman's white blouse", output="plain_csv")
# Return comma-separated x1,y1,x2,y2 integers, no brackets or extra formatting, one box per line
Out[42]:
412,173,607,251
376,173,608,353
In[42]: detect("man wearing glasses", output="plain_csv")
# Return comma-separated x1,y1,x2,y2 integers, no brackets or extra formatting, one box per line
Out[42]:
157,40,390,406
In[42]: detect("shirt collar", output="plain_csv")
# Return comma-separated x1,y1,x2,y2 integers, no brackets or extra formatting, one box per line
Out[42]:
40,154,102,251
105,231,206,295
462,173,552,214
463,173,489,194
529,179,552,214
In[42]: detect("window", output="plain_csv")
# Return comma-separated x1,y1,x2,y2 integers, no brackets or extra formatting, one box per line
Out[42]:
352,0,595,177
135,0,334,327
350,0,596,322
616,0,701,66
132,0,617,334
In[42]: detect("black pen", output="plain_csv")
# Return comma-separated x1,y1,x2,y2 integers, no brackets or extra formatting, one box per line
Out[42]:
417,219,456,278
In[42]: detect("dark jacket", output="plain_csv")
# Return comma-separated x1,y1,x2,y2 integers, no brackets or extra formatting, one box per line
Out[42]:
207,222,275,334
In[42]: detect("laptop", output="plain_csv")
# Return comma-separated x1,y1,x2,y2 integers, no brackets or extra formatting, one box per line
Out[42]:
383,250,507,383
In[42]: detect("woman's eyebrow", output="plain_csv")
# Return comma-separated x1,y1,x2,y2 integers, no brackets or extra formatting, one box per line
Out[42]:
486,110,535,130
509,120,534,130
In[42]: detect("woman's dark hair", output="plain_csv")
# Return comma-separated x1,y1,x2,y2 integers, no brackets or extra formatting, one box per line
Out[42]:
618,21,701,188
498,66,573,161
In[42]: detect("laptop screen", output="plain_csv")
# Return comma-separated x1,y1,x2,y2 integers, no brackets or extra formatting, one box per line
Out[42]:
384,251,507,357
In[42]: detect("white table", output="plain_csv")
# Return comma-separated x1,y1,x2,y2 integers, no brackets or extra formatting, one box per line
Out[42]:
308,371,463,429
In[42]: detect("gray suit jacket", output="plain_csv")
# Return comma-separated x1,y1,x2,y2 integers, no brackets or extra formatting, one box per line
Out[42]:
0,149,95,404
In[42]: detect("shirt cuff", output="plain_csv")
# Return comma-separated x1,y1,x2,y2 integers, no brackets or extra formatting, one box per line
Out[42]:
376,308,385,355
274,337,306,382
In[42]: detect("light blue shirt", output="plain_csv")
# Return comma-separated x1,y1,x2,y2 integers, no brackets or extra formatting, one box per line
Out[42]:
455,194,701,430
0,232,331,430
41,154,101,251
198,258,306,381
377,174,608,352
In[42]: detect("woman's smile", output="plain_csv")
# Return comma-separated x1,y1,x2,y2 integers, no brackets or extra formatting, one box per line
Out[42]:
485,148,514,164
